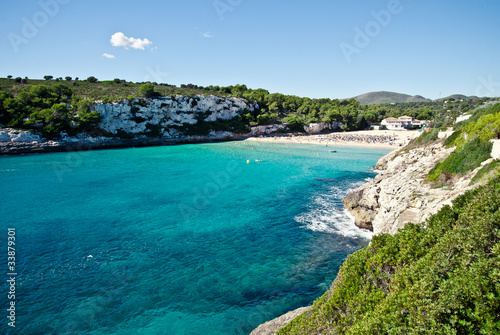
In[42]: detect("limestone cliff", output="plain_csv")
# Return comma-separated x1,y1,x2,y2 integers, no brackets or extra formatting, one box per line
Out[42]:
343,143,487,235
95,95,257,137
0,95,258,154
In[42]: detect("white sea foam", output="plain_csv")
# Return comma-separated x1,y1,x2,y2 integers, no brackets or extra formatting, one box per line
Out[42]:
296,183,373,240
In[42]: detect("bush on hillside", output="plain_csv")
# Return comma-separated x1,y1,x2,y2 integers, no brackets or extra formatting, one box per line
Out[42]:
139,83,157,98
428,138,493,183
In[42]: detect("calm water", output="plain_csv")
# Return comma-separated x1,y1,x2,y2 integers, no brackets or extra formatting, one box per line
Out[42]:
0,141,388,335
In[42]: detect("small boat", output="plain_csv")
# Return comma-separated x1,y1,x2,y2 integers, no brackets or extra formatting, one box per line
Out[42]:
329,150,337,153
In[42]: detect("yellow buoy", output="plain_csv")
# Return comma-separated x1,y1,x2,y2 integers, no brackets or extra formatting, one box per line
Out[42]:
247,160,250,164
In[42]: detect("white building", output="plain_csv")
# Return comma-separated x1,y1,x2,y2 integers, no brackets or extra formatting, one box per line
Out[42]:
381,116,425,130
456,114,472,123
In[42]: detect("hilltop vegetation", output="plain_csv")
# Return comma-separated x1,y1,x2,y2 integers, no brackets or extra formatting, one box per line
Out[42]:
279,175,500,334
0,77,496,139
353,91,480,105
0,83,101,138
352,91,430,105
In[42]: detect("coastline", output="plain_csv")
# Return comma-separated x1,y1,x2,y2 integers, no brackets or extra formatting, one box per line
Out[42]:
250,130,491,334
0,133,250,155
249,130,420,334
0,129,420,155
245,129,420,150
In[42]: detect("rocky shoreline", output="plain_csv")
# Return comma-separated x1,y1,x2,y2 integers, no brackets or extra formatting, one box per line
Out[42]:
250,307,313,335
0,128,249,155
343,142,488,235
250,139,492,334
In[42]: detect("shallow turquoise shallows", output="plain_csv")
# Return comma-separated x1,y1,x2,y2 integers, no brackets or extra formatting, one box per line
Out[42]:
0,141,389,335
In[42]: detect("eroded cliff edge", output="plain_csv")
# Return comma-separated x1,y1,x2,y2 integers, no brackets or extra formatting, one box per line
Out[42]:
343,142,486,235
0,95,258,154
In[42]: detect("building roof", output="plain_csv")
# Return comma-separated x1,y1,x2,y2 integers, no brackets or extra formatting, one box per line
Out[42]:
384,117,400,122
399,115,413,119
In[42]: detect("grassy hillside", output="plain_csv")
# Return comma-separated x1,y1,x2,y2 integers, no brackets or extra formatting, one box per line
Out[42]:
427,103,500,187
279,175,500,334
0,78,229,102
353,91,431,105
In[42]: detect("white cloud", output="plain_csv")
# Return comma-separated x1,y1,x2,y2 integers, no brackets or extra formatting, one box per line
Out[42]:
102,53,116,59
202,31,214,38
110,32,153,50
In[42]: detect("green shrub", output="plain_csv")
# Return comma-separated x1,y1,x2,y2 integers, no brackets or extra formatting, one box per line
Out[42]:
428,138,492,182
454,112,500,149
76,110,101,133
139,83,156,98
417,128,439,144
443,129,461,148
463,102,500,127
470,159,500,185
403,129,440,152
430,108,500,183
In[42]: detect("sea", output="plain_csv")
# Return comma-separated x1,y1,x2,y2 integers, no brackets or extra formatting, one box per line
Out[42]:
0,140,389,335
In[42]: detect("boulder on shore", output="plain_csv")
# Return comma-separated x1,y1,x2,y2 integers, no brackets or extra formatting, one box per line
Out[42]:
343,143,481,235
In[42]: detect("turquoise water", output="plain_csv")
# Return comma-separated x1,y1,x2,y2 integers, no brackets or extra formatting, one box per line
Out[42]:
0,141,388,335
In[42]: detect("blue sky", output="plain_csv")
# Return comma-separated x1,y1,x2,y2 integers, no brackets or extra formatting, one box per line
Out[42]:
1,0,499,100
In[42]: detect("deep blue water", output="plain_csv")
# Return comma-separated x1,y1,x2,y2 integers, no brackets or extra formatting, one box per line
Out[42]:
0,141,388,335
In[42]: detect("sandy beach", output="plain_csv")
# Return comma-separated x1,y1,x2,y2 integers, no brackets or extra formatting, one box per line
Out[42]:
245,130,421,150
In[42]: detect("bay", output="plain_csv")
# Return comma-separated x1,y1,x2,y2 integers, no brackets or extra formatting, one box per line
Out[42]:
0,141,389,335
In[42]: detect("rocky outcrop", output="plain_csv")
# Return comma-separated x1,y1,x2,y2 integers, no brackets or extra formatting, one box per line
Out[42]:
251,124,289,135
96,95,257,137
343,143,483,235
0,128,245,155
490,139,500,159
0,129,42,143
304,122,342,134
250,306,312,335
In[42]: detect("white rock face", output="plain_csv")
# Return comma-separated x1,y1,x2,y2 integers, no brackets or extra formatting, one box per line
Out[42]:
490,139,500,159
94,96,257,137
343,143,484,235
304,122,342,134
0,129,42,143
250,124,289,135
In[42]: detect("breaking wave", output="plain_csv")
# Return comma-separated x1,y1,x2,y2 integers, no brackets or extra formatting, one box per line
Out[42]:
296,182,373,240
